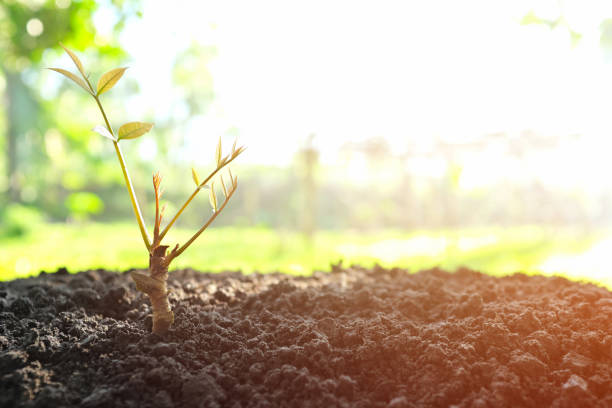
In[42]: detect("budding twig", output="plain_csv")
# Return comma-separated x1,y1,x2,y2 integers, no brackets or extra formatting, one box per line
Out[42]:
167,179,238,263
50,44,245,334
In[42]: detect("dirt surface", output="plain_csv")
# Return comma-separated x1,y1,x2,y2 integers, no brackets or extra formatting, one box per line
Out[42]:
2,265,612,407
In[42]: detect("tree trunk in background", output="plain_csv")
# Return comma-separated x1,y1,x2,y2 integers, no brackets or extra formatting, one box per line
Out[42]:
300,134,318,242
4,68,21,203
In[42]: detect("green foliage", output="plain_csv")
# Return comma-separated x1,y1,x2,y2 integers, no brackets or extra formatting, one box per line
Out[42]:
0,224,602,286
0,204,44,238
65,192,104,220
0,1,138,64
1,0,141,213
1,1,96,65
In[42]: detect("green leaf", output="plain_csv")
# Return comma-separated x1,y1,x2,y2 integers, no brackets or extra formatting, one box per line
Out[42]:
118,122,153,140
216,137,222,166
97,67,128,95
60,43,88,83
48,68,93,95
92,125,116,141
192,168,200,187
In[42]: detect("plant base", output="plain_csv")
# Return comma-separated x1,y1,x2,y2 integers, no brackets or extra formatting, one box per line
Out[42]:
131,271,174,333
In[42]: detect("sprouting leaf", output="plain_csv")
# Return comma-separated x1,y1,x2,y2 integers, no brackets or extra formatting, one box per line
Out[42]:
208,181,218,211
118,122,153,140
92,125,116,141
226,168,237,189
97,67,128,96
220,175,228,197
232,145,246,159
231,139,237,154
192,168,200,187
48,68,93,95
60,43,88,82
215,137,222,167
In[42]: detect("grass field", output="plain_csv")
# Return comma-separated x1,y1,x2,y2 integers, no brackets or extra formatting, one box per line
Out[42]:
0,222,604,285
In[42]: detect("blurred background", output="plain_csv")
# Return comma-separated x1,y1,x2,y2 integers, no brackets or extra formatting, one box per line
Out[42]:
3,0,612,286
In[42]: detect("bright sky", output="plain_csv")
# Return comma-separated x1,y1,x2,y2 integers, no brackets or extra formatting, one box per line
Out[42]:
93,0,612,180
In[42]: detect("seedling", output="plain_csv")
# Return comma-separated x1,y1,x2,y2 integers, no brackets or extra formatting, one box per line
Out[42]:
50,45,245,333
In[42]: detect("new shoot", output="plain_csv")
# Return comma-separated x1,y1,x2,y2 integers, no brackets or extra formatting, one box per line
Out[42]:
50,44,245,333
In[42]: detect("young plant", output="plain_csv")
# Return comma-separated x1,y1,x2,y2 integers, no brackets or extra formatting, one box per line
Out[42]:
50,44,245,333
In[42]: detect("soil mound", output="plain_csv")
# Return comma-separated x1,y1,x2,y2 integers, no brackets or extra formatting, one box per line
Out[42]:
2,265,612,407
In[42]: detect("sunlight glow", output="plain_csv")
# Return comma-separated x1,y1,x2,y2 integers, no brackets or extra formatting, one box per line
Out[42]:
15,257,32,277
110,0,612,190
337,235,499,264
337,237,449,263
26,18,43,37
539,238,612,287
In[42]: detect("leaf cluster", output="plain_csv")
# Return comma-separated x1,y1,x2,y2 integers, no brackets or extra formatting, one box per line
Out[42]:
50,44,151,142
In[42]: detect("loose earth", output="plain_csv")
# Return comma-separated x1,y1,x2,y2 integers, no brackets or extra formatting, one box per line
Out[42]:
1,265,612,407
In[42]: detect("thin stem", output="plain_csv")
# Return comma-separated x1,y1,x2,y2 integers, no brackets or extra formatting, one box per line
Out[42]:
112,141,151,251
158,154,239,241
169,185,236,261
152,173,161,245
93,96,112,133
91,94,151,251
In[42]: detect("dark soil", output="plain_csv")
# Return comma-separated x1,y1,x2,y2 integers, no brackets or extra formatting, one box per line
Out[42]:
2,265,612,407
